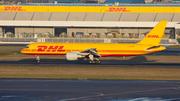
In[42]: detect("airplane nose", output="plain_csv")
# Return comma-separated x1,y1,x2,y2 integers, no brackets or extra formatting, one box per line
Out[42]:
21,48,30,54
21,49,25,53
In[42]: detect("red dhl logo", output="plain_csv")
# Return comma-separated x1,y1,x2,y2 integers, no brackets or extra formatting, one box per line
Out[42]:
0,6,26,11
147,35,160,38
37,46,65,52
106,7,131,12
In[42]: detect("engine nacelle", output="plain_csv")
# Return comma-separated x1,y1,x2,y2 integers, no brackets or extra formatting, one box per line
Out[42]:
66,52,83,61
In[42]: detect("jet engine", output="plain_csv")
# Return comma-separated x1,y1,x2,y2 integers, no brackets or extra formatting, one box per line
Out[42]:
66,52,84,61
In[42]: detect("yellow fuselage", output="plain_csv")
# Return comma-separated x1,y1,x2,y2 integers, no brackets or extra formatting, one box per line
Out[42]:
21,43,165,57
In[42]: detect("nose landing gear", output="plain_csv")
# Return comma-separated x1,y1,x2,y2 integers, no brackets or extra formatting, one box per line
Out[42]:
35,55,40,63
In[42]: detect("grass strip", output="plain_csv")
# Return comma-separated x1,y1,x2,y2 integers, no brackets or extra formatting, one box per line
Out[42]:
0,65,180,81
167,45,180,49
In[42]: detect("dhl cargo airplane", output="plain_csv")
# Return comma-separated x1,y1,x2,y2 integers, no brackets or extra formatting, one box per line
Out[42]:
21,21,168,63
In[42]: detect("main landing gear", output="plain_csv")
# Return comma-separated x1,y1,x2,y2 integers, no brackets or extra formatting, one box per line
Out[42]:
35,55,40,63
89,60,101,64
88,54,101,64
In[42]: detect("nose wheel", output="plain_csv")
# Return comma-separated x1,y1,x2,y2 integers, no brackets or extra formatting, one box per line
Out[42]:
35,55,40,63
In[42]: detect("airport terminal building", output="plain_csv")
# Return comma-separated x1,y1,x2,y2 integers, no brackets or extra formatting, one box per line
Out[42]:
0,3,180,44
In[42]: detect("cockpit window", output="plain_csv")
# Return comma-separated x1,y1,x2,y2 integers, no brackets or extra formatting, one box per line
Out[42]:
24,46,29,48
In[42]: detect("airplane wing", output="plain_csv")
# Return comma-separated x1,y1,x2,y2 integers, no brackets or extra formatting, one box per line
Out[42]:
80,48,101,57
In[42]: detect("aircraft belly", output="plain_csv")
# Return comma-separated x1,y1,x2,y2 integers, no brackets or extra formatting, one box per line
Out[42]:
97,49,150,57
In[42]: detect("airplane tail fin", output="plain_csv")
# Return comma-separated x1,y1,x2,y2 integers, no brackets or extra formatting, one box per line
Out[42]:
137,21,168,46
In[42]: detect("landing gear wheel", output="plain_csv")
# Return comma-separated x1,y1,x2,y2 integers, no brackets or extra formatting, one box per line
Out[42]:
35,55,40,63
96,60,101,64
93,61,96,64
89,61,93,64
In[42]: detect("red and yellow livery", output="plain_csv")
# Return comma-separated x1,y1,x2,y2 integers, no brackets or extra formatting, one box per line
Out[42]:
21,21,168,63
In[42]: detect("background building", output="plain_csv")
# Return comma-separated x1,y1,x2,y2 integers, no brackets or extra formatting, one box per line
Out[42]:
0,3,179,44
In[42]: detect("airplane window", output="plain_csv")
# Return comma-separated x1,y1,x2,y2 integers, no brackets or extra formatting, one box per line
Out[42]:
24,46,29,48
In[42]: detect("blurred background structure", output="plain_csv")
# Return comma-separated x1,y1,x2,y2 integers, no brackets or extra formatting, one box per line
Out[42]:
0,0,180,44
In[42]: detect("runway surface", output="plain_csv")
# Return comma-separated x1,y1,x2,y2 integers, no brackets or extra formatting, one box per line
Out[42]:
0,79,180,101
1,60,180,67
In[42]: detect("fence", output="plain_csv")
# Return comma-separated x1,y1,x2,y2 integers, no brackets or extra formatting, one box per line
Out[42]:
0,38,177,45
0,38,37,42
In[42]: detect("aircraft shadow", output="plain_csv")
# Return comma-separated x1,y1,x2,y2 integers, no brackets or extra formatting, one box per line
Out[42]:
101,56,155,63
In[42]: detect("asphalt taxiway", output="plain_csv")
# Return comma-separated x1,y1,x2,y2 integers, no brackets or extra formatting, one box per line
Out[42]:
1,60,180,67
0,79,180,101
